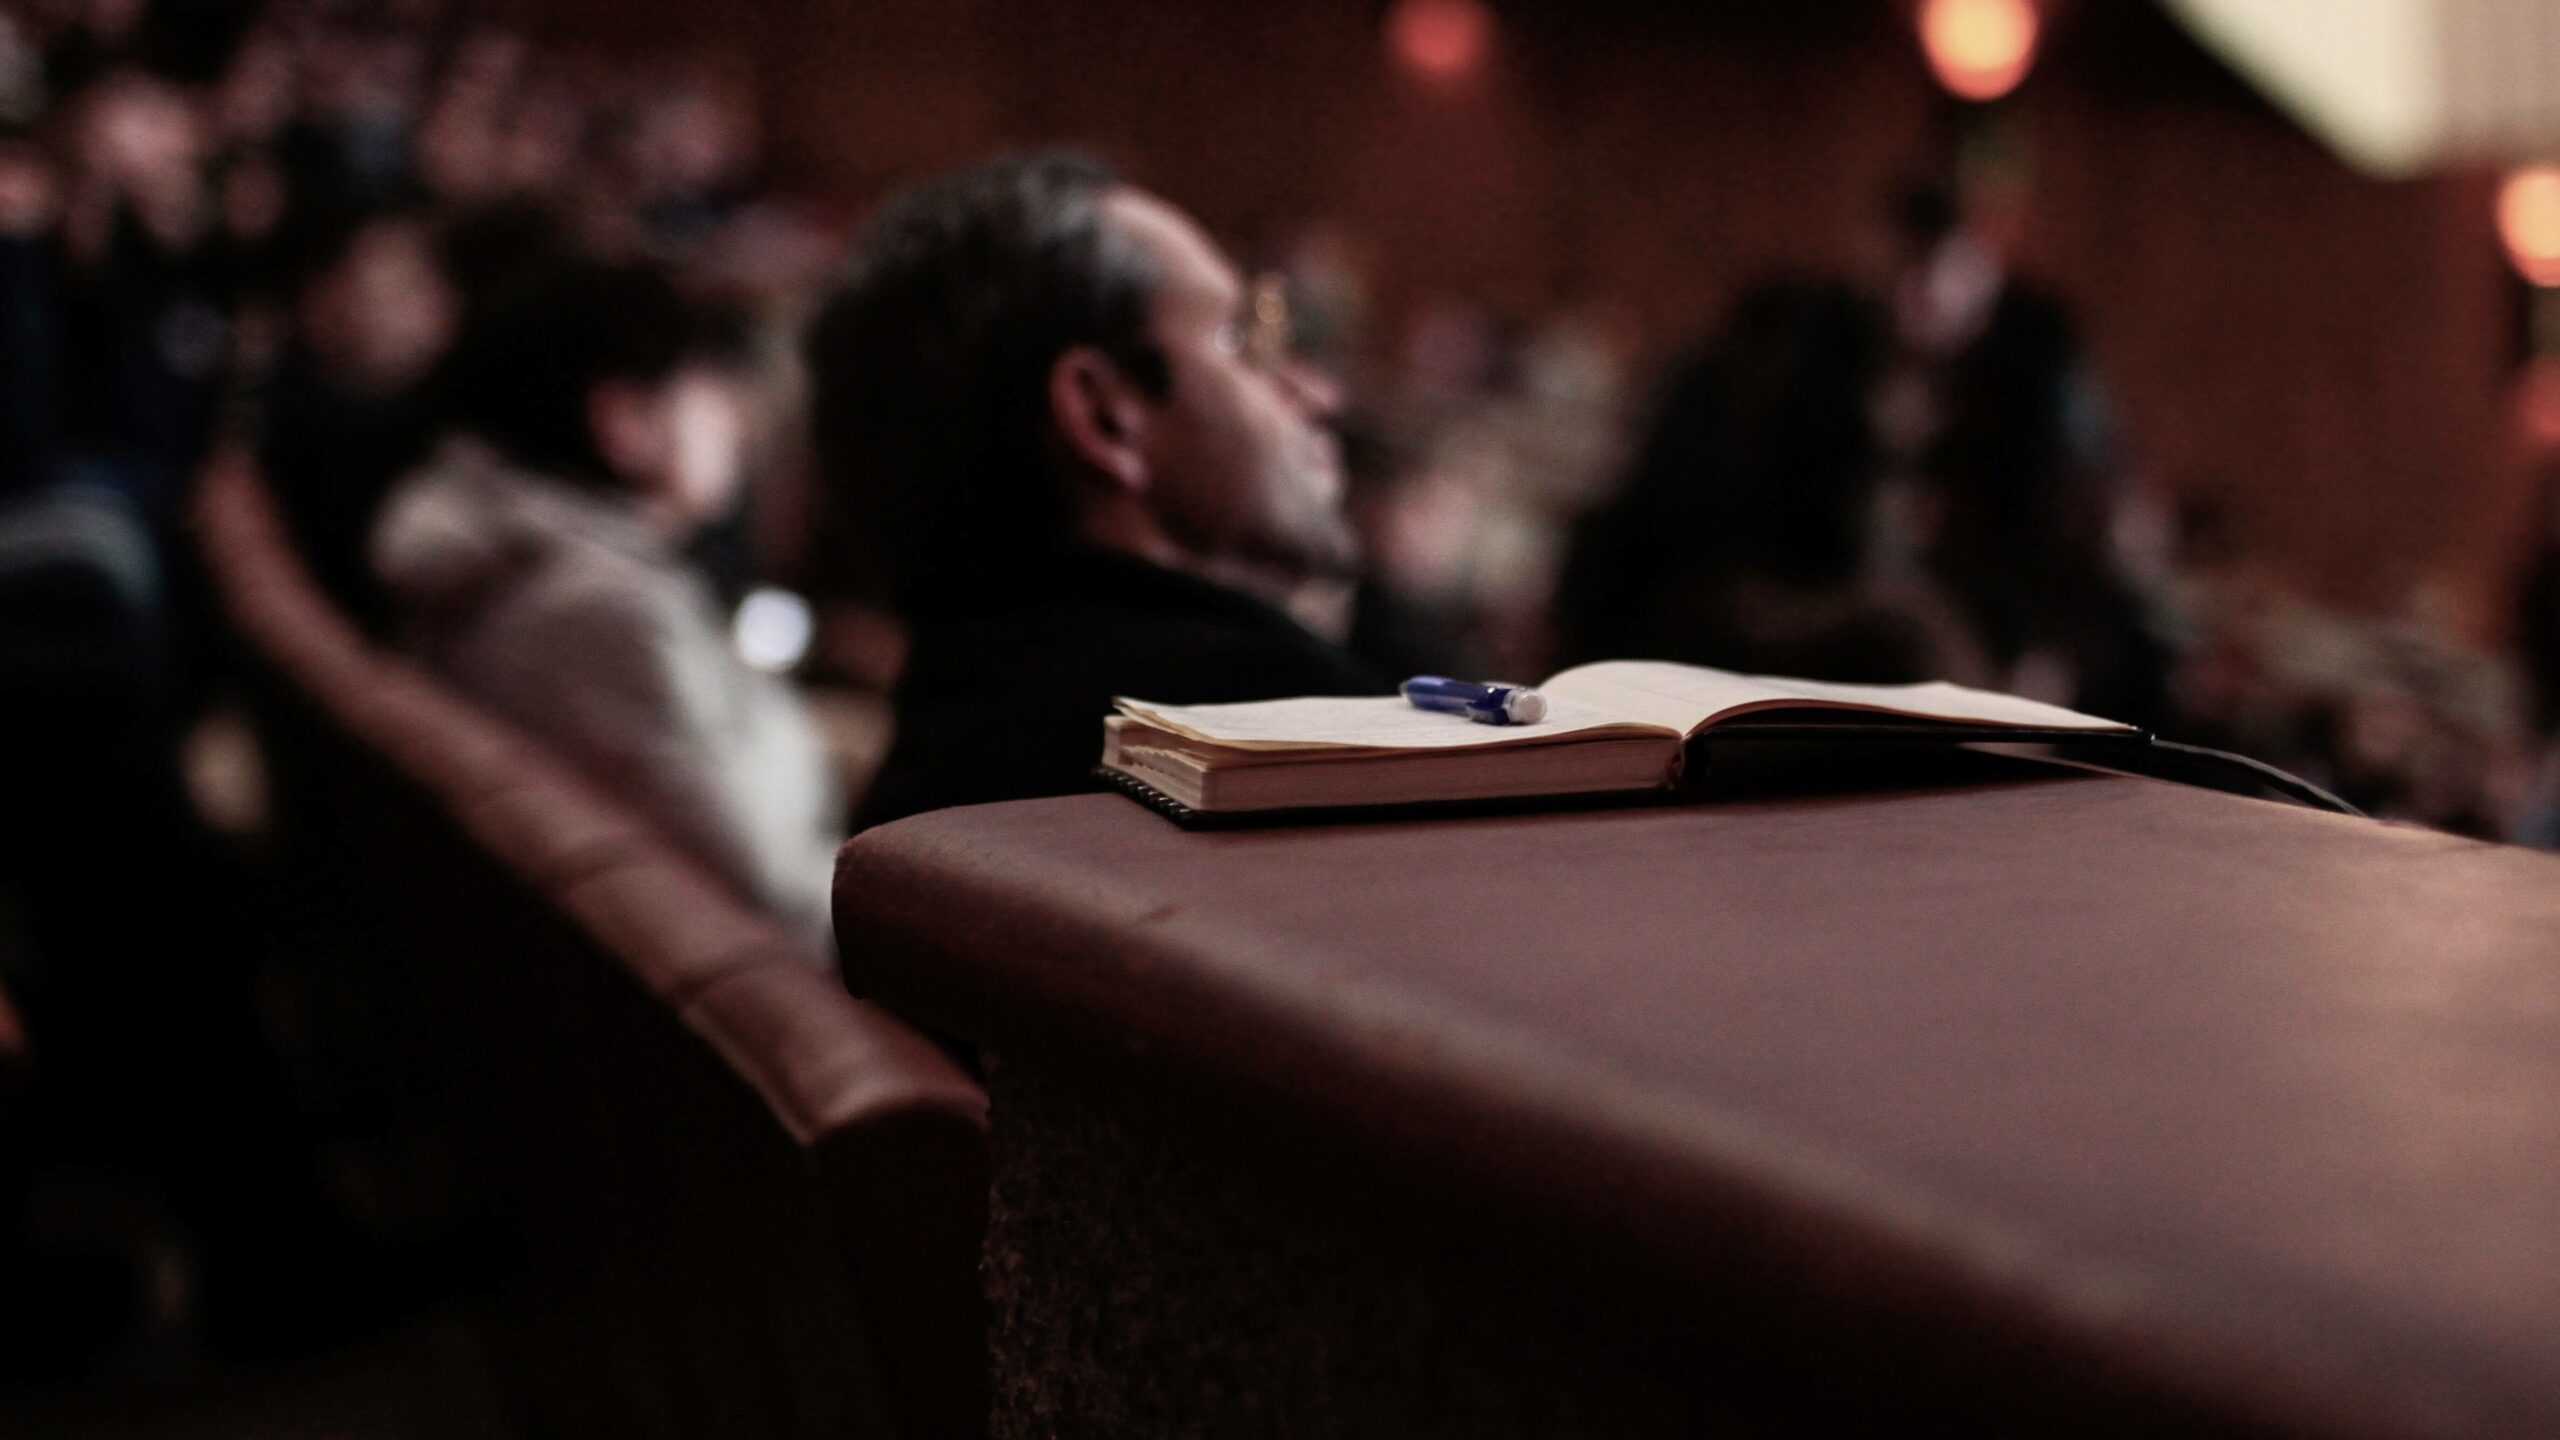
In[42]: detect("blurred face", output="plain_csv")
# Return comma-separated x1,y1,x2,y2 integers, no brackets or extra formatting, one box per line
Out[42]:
1106,189,1356,581
319,220,454,390
0,140,56,235
663,369,748,520
81,74,205,196
216,34,297,146
595,366,747,533
630,86,753,197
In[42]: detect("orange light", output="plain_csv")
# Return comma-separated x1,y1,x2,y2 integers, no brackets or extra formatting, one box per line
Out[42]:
1920,0,2040,102
2500,166,2560,287
1387,0,1492,83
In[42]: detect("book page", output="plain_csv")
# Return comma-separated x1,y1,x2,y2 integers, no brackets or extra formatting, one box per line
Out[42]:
1540,661,2138,737
1114,694,1667,753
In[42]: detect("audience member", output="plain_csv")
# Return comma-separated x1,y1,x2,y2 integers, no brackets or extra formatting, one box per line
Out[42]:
1880,181,2175,729
805,152,1384,829
1554,279,1987,685
371,256,841,947
0,128,61,499
2509,471,2560,845
52,66,235,520
258,205,452,629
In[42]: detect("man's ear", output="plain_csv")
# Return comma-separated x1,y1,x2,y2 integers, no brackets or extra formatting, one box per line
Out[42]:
1048,345,1153,493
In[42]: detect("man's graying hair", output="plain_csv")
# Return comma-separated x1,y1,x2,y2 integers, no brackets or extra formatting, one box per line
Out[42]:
805,151,1169,603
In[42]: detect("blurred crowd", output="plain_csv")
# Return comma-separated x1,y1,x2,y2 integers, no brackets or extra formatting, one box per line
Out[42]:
3,0,2555,857
0,0,842,1382
0,0,830,619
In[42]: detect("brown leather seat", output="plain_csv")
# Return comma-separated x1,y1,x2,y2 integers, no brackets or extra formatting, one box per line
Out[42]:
195,453,987,1440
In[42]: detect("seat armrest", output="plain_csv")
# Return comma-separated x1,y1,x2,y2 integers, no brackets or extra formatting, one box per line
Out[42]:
681,961,989,1440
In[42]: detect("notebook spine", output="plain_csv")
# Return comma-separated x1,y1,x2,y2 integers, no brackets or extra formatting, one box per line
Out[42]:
1094,767,1209,828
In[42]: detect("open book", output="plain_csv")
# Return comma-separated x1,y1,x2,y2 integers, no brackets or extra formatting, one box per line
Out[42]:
1099,660,2142,819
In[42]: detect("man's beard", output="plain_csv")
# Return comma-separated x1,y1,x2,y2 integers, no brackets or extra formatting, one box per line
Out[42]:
1201,501,1362,616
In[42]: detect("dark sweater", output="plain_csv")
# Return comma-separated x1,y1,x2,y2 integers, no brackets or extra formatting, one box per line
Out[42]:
856,547,1385,830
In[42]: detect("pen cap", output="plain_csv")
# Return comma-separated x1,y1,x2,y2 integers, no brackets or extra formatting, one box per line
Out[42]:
1502,689,1547,723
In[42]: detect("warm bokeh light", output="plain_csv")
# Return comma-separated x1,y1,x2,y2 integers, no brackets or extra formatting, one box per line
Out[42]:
1920,0,2040,102
1387,0,1493,83
2499,165,2560,287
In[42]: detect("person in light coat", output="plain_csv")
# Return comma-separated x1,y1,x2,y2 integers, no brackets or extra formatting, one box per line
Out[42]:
374,257,841,951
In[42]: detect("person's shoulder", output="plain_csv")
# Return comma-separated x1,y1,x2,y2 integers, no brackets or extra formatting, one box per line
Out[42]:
371,447,462,533
371,448,502,599
915,574,1377,702
507,546,708,660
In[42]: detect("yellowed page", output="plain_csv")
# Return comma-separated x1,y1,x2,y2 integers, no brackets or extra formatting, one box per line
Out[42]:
1113,694,1665,753
1540,660,2137,737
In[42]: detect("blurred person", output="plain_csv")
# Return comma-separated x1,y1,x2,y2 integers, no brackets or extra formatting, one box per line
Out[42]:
0,65,239,731
1271,217,1370,371
204,143,292,386
420,54,585,215
413,30,517,208
37,0,151,98
1882,180,2173,728
212,141,286,271
211,19,295,152
498,69,590,211
619,67,757,256
0,73,297,1357
259,204,452,628
1334,409,1470,679
0,8,46,127
1,55,224,837
372,256,842,948
51,66,233,515
0,128,61,497
2508,470,2560,845
2172,559,2529,839
804,151,1382,829
0,109,164,717
1452,294,1639,676
1554,280,1986,685
272,15,425,219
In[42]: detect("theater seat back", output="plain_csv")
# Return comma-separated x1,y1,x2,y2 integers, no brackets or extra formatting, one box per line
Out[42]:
194,453,986,1440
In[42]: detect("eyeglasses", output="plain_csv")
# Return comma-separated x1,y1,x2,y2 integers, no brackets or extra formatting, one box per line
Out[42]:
1213,272,1294,371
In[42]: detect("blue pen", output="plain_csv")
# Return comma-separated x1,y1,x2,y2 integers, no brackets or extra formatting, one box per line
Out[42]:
1400,675,1548,725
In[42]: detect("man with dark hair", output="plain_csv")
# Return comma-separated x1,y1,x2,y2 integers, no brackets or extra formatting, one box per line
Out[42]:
259,205,452,630
1882,177,2172,729
373,255,842,948
807,152,1382,829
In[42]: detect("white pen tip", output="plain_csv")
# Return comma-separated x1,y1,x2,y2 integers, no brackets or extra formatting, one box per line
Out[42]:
1506,690,1547,723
